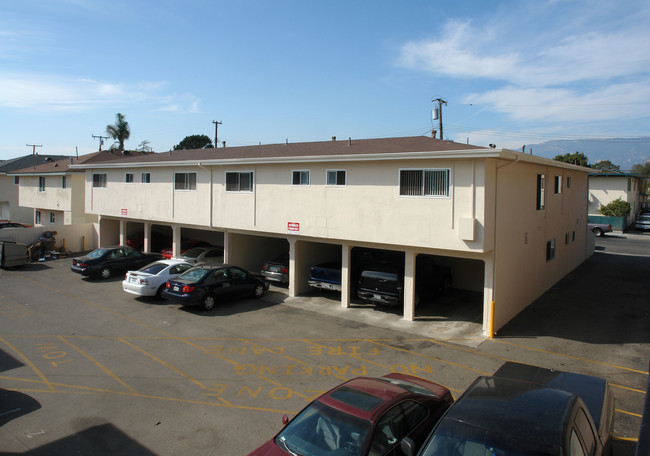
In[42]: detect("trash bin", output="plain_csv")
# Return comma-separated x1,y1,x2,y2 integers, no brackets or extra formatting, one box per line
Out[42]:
0,240,29,268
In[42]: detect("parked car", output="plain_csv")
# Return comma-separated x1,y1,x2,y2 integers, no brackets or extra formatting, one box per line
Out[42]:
173,246,224,265
635,213,650,231
0,220,29,229
163,264,268,311
248,373,453,456
307,261,342,291
588,222,612,237
261,252,290,284
125,231,171,252
71,246,163,279
161,239,211,259
122,259,193,298
357,256,451,307
406,362,615,456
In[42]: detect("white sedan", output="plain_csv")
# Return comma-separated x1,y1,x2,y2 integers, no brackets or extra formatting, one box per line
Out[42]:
122,259,193,298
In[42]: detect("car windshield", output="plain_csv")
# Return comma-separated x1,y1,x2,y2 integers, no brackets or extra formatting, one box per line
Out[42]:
177,268,210,282
181,248,204,258
274,401,370,456
87,249,109,259
138,262,167,275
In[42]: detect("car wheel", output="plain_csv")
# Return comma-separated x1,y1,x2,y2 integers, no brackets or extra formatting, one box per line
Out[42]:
100,267,111,279
201,294,216,311
156,284,166,299
253,284,265,298
593,227,604,237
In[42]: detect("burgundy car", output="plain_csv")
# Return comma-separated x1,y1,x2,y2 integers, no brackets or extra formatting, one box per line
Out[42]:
248,373,453,456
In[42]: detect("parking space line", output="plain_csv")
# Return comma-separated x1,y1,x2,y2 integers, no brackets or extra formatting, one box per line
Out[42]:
617,408,643,419
0,337,55,392
611,383,647,394
57,336,137,394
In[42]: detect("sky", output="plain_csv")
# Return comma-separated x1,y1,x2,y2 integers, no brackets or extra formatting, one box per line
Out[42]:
1,0,649,161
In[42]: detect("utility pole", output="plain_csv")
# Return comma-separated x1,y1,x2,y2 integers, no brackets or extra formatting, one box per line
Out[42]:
432,98,447,140
26,144,43,155
92,134,109,151
212,120,222,148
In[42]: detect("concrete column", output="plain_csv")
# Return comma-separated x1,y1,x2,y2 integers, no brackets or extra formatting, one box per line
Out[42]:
403,250,416,321
288,238,298,297
223,230,230,264
172,225,181,258
143,222,151,252
341,243,352,308
119,219,126,246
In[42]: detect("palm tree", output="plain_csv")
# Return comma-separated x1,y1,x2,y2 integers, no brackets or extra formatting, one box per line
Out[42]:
106,113,131,152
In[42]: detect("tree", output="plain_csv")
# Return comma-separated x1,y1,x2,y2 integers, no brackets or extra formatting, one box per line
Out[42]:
106,113,131,152
136,140,152,152
631,160,650,178
174,134,214,150
591,160,620,171
553,152,589,167
599,198,631,217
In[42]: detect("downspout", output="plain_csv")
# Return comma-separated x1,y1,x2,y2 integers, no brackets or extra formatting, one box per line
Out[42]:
198,162,213,228
490,154,521,337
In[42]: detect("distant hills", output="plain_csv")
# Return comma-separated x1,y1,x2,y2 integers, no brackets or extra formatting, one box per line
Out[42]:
523,137,650,170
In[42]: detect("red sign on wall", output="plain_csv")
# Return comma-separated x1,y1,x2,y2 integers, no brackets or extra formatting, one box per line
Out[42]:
121,209,128,216
287,222,300,233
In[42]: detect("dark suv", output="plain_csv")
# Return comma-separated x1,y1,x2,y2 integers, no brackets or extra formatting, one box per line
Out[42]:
357,256,451,307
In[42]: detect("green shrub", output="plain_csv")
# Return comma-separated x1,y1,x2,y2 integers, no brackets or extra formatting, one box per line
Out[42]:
599,198,631,217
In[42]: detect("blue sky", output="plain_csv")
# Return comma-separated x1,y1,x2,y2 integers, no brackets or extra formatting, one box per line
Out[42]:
1,0,649,161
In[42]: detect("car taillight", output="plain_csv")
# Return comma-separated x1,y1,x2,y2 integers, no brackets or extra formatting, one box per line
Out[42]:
182,285,195,293
262,264,268,270
139,279,148,285
79,262,87,267
166,282,171,288
280,267,288,273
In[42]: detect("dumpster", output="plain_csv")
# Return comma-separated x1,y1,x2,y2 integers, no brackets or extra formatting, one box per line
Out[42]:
0,240,29,268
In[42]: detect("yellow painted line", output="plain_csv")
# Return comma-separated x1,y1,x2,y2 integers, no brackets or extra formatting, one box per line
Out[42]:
57,336,137,394
617,409,643,418
0,337,55,392
118,338,208,390
611,383,647,394
492,339,648,375
614,436,639,443
302,340,388,368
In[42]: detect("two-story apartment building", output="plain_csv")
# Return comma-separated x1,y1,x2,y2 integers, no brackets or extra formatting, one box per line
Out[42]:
71,136,592,336
588,171,644,228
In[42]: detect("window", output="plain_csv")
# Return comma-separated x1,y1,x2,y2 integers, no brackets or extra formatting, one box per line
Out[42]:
50,212,55,224
399,169,450,197
554,175,562,194
326,169,346,186
292,170,310,186
546,239,556,261
141,172,151,183
14,176,19,185
574,408,596,456
567,176,572,188
174,172,197,190
537,174,545,210
226,171,253,192
93,173,107,188
62,176,67,189
369,401,428,456
38,176,46,192
569,430,585,456
565,232,570,245
35,210,41,225
125,173,134,183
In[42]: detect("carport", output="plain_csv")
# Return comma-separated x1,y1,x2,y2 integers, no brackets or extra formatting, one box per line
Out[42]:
226,232,289,280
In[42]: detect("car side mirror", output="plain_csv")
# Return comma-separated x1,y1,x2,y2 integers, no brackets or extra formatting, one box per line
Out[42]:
282,414,290,426
401,437,415,456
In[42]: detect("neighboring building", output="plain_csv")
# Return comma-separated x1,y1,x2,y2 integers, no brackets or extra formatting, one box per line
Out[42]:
588,171,644,227
11,150,152,227
0,154,70,223
71,136,592,335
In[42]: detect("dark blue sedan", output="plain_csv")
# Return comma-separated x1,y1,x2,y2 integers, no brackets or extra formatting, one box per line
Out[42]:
71,246,163,279
163,264,268,311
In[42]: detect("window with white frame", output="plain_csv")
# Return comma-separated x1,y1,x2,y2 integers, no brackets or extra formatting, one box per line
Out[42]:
226,171,253,192
141,172,151,183
292,170,310,186
174,172,197,190
125,173,134,183
38,176,46,192
35,210,41,224
536,174,545,210
93,173,107,188
554,175,562,194
62,176,67,189
50,212,55,224
326,169,346,186
546,239,556,261
399,169,450,197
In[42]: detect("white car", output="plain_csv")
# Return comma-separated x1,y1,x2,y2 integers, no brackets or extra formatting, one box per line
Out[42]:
122,259,193,298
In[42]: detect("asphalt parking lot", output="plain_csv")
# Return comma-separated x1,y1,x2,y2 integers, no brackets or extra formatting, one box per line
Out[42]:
0,232,648,455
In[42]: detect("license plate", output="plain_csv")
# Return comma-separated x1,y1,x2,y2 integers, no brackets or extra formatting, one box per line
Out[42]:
129,277,137,283
270,266,280,272
173,286,179,292
373,294,382,300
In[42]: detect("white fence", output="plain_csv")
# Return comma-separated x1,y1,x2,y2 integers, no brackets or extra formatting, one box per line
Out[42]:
0,223,98,253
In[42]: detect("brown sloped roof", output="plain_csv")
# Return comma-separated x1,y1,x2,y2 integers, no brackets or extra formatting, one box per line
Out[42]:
74,136,487,166
10,150,153,174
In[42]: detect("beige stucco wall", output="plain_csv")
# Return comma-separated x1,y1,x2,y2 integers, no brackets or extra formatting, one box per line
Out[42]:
0,175,33,223
492,160,589,331
588,175,641,222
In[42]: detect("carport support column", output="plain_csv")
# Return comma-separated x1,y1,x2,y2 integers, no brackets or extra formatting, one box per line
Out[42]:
403,250,416,321
172,225,181,258
143,222,151,252
341,243,352,308
119,219,126,246
288,238,298,298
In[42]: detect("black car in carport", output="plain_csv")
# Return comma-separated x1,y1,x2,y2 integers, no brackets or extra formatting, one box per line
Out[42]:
163,264,269,311
71,246,163,279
